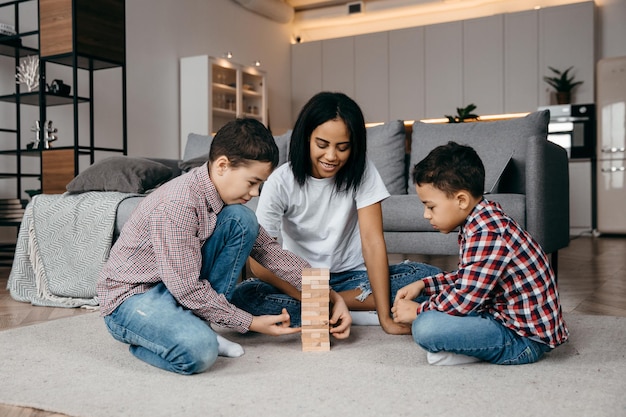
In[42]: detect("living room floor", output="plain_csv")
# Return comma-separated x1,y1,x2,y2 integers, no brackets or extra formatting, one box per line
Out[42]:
0,234,625,417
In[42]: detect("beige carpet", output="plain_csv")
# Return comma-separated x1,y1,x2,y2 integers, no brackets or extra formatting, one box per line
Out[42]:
0,312,624,417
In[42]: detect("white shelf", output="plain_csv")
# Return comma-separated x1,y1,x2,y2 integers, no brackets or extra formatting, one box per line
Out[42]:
180,55,267,158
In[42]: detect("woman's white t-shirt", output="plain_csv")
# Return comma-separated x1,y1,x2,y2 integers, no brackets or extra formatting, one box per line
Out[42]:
255,160,389,273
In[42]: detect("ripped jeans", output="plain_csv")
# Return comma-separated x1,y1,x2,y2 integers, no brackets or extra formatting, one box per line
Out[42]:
230,261,442,326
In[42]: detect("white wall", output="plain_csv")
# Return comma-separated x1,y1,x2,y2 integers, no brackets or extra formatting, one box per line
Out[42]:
124,0,293,159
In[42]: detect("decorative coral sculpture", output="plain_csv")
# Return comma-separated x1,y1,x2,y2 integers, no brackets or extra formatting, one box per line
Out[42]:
16,55,39,92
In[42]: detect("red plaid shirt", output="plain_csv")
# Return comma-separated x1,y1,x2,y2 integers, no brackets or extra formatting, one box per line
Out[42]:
417,199,569,348
97,164,309,333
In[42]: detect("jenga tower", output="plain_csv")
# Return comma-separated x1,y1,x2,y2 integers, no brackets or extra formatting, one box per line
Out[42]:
301,268,330,352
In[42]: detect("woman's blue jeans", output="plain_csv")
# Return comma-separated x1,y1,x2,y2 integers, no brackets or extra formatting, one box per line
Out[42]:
230,261,442,326
412,310,552,365
103,205,258,374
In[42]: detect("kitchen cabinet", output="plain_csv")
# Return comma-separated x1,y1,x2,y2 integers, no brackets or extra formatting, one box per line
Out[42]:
504,10,539,113
424,21,463,119
389,27,425,122
322,37,354,97
291,41,322,123
355,32,388,123
290,1,595,123
463,15,504,116
538,1,595,105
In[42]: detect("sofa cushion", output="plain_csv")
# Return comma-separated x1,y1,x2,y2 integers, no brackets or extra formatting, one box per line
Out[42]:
381,195,430,232
66,156,173,194
367,120,407,195
409,111,549,194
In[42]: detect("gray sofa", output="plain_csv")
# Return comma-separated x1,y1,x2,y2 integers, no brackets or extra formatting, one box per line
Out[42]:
113,110,569,267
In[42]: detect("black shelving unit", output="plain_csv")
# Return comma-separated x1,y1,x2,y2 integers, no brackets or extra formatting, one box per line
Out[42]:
0,0,127,259
0,0,127,196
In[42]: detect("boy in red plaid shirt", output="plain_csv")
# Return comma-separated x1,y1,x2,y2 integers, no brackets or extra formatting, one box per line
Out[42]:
392,141,568,365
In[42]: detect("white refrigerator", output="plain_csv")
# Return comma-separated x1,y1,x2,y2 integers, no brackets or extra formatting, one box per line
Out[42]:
596,56,626,234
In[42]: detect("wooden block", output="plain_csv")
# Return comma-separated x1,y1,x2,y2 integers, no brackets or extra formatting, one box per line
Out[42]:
301,267,330,352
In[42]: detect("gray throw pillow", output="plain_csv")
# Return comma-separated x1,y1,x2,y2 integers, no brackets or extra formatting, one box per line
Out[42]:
410,110,549,194
179,154,208,171
179,133,213,171
66,156,173,194
367,120,407,195
274,130,291,166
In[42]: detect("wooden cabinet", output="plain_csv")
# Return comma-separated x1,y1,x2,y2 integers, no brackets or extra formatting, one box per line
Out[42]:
41,148,74,194
180,55,267,157
39,0,125,65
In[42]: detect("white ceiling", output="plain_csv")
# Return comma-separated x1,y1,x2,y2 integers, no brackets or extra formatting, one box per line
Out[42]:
286,0,589,42
233,0,589,42
286,1,355,12
286,0,440,13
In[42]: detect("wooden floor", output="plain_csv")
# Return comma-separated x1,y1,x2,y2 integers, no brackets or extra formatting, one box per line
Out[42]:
1,234,626,417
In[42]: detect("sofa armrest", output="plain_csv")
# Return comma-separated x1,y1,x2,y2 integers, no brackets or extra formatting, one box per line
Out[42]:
524,137,570,254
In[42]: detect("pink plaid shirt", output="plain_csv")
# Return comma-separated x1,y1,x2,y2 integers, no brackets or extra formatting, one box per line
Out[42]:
97,164,309,333
418,199,569,348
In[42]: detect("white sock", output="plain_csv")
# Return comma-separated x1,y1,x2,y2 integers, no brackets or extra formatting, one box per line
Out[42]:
216,335,244,358
427,351,481,366
350,311,380,326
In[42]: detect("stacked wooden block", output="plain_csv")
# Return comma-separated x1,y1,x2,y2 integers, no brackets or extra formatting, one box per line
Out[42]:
301,268,330,352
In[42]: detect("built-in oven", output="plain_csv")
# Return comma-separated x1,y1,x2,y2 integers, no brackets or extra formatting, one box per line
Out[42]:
539,104,596,159
538,104,597,234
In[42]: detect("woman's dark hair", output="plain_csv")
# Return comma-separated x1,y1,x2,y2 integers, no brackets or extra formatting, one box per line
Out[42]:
209,118,279,168
412,141,485,198
289,92,367,193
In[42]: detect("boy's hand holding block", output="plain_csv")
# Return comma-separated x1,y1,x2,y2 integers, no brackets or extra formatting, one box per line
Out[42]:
301,268,330,352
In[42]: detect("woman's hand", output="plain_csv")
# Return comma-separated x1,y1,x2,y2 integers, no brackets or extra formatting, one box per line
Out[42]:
249,308,301,336
329,291,352,339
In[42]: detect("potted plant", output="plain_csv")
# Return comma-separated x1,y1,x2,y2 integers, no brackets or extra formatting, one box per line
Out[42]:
445,103,479,123
543,66,583,104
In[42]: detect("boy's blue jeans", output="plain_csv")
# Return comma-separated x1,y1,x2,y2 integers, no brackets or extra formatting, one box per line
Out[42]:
103,205,257,375
230,261,443,326
412,310,552,365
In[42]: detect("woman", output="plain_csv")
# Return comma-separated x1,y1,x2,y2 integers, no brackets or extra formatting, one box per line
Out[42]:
232,92,440,335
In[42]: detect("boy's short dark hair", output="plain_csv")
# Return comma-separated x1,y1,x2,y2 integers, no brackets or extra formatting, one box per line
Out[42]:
412,141,485,198
209,118,279,169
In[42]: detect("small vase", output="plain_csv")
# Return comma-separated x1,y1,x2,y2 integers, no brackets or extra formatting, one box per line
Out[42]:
556,91,571,104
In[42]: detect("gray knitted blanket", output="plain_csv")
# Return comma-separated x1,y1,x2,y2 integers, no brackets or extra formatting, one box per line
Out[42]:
8,192,134,308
